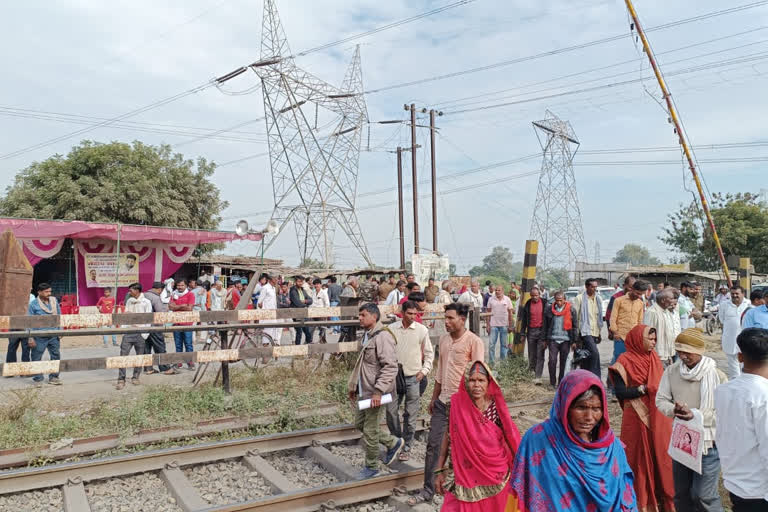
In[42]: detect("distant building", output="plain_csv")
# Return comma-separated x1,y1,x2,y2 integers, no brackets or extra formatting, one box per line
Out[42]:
574,261,766,297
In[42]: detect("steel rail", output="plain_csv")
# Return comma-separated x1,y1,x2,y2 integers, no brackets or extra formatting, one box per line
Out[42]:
201,470,423,512
0,423,367,494
0,399,551,496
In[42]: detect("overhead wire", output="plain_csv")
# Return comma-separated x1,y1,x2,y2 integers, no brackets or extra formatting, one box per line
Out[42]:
0,0,476,162
0,107,267,144
294,0,478,57
442,51,768,115
432,26,768,111
0,81,217,161
362,1,768,95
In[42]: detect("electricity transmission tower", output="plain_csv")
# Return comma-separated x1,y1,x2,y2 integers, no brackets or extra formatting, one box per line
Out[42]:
255,0,372,267
529,110,588,272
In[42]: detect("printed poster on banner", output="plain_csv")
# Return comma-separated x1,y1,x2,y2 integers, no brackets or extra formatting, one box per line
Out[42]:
411,254,450,286
84,253,140,288
667,410,704,474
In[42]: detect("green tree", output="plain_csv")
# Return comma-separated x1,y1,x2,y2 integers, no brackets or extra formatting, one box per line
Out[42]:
613,243,661,266
661,192,768,272
299,258,327,268
469,246,516,279
538,267,570,290
0,141,227,231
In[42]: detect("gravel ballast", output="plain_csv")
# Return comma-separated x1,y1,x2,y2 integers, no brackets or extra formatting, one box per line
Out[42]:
264,449,337,488
86,473,182,512
337,499,397,511
184,460,272,505
0,488,63,512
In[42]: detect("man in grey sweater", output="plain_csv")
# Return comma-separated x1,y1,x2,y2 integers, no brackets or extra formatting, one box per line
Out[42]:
347,303,404,478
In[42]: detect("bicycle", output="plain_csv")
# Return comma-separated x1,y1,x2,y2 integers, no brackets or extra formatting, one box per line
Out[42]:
192,325,275,387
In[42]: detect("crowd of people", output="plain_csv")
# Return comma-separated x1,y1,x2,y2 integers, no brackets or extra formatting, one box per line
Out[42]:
8,270,768,510
347,285,768,511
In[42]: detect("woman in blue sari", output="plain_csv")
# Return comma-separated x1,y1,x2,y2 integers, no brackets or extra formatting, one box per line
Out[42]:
510,369,638,512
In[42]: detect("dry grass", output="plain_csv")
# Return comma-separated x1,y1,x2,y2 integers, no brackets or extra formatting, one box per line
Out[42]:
0,360,355,451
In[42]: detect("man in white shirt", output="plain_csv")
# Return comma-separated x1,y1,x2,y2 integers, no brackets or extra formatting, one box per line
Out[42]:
718,286,751,379
385,280,407,306
386,300,434,462
678,282,701,329
644,288,681,367
458,280,483,329
257,274,281,345
715,327,768,511
117,283,153,390
309,278,330,342
713,285,731,308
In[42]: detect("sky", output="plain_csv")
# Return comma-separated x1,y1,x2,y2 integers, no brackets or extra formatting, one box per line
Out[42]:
1,0,766,273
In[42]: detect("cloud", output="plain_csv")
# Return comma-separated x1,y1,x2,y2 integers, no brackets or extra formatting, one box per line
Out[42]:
0,0,766,270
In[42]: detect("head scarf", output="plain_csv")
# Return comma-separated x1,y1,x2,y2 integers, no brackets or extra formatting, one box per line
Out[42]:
614,324,664,394
510,370,637,512
446,360,521,504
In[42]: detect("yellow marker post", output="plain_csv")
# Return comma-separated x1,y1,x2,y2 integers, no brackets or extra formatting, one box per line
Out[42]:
513,240,538,356
739,257,751,296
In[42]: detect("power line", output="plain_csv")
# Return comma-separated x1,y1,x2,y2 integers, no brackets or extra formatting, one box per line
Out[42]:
0,107,267,144
443,51,768,115
575,156,768,165
294,0,477,57
0,81,216,161
0,106,265,135
1,1,475,162
432,26,768,110
363,1,768,95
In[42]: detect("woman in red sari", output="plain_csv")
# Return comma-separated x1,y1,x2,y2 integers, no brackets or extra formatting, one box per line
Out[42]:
609,324,675,512
434,360,521,511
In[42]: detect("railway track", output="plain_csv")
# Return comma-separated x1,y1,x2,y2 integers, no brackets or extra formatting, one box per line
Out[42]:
0,400,551,512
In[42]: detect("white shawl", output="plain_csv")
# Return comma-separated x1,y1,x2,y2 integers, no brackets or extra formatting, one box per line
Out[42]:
679,356,719,452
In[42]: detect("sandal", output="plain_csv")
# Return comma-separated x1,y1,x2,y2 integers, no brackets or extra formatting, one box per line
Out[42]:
398,451,410,461
406,493,430,506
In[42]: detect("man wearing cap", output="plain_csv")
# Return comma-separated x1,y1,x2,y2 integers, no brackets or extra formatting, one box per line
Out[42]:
713,285,731,308
719,286,750,379
656,328,727,512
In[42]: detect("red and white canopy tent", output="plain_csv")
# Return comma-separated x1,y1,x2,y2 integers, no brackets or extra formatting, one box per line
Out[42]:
0,218,262,306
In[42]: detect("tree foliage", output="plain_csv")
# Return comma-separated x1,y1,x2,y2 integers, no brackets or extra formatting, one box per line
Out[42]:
469,246,517,279
613,243,661,266
0,141,228,230
466,246,570,290
660,192,768,272
537,267,570,290
299,258,328,268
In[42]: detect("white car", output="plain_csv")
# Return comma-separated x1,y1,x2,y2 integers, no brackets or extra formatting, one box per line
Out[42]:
597,286,616,320
565,286,581,303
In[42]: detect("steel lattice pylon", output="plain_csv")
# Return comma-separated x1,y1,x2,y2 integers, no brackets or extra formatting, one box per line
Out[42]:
255,0,372,267
529,110,588,272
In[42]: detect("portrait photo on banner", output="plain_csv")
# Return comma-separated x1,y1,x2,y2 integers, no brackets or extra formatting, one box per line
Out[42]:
668,413,704,474
84,253,139,287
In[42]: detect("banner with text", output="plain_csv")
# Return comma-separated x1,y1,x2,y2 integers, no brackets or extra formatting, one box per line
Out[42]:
412,254,450,286
84,253,140,288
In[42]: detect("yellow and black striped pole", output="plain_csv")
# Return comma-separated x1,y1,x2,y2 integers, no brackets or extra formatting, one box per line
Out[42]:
513,240,538,356
739,257,751,295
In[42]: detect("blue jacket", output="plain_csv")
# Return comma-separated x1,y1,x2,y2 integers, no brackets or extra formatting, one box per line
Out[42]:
743,304,768,329
28,297,61,340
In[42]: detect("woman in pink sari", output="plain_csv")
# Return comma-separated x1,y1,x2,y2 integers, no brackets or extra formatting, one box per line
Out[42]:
434,360,521,511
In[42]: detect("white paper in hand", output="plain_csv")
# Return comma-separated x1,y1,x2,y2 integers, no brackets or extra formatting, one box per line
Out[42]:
667,409,704,474
357,393,393,411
